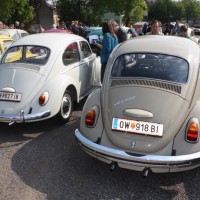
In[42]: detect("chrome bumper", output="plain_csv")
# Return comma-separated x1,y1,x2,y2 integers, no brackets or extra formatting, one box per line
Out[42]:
75,129,200,172
0,110,51,124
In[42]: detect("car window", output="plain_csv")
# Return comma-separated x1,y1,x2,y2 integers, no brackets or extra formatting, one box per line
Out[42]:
25,46,50,65
3,40,13,51
21,33,28,37
2,46,22,63
111,53,189,84
79,41,92,59
63,42,80,65
2,45,50,65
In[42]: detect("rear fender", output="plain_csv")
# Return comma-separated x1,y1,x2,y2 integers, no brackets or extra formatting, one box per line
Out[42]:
80,87,103,142
30,75,78,118
173,101,200,155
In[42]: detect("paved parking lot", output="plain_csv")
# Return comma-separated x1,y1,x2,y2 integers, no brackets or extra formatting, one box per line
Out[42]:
0,102,200,200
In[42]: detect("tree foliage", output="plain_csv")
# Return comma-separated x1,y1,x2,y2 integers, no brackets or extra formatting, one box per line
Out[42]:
0,0,34,24
103,0,147,25
56,0,147,25
182,0,200,21
148,0,200,22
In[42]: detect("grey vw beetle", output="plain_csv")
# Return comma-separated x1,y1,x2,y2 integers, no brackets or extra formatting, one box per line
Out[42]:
75,36,200,175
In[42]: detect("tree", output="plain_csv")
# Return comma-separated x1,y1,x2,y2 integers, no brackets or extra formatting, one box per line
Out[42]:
103,0,147,25
56,0,147,25
0,0,34,24
182,0,200,23
148,0,184,22
56,0,106,25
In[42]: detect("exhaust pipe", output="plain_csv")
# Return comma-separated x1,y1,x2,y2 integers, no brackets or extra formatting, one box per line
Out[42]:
110,162,117,171
143,168,151,177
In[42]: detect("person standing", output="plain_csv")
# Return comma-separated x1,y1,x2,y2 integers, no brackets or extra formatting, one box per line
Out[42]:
95,21,118,82
0,21,4,30
146,20,164,35
110,20,127,43
127,25,138,38
179,25,192,40
14,21,20,29
172,20,180,35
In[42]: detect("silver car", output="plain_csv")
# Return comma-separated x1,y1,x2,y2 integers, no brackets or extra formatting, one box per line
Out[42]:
75,35,200,175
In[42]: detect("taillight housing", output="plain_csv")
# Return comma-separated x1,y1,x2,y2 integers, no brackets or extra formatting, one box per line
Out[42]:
85,106,99,127
39,92,49,106
186,118,199,143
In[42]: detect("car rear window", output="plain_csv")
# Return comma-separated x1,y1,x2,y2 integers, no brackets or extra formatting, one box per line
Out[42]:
111,53,189,84
1,45,50,65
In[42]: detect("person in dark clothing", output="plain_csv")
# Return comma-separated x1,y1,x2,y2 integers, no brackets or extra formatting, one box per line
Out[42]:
142,23,148,35
110,20,127,43
71,20,80,35
164,22,172,35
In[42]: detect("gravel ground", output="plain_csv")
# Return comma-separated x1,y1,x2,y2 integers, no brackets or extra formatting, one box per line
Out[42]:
0,102,200,200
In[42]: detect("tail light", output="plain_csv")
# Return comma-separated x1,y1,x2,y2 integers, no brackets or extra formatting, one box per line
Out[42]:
186,119,199,143
85,106,99,127
39,92,49,106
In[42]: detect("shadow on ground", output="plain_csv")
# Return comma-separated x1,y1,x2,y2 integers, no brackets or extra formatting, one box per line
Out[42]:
10,122,200,199
1,98,199,199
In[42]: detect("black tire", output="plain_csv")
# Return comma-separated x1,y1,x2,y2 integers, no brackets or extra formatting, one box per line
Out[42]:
55,89,73,124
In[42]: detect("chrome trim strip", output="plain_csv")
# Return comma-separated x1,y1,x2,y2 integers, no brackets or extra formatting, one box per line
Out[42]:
75,129,200,168
0,110,51,123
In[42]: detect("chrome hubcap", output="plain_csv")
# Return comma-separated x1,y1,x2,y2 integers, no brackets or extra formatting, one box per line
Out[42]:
61,94,71,119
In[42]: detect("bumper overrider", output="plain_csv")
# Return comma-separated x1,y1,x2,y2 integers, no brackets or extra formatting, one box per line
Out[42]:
0,110,51,124
75,129,200,173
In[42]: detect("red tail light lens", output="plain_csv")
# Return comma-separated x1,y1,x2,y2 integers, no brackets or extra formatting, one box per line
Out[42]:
85,109,96,127
39,94,45,105
39,92,49,106
186,122,199,142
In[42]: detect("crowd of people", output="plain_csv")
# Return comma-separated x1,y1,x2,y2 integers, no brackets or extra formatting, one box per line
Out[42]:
0,18,194,83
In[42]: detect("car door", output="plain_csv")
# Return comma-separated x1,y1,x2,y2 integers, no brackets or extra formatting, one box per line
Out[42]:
79,41,95,93
62,42,87,96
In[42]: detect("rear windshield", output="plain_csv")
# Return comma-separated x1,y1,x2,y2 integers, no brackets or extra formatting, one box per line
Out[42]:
111,53,189,84
1,45,50,65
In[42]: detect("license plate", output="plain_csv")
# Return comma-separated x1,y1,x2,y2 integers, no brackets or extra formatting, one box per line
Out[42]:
0,92,22,102
112,118,163,137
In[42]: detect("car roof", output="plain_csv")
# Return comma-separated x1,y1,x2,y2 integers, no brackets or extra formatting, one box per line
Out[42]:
10,33,87,49
0,35,14,40
0,29,28,36
114,35,199,61
134,21,148,25
87,29,102,37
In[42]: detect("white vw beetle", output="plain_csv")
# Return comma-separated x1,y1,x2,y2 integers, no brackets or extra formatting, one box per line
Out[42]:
0,33,100,124
75,36,200,175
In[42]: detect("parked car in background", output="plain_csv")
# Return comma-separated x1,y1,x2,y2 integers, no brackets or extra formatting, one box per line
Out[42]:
86,29,103,56
0,33,100,125
0,29,29,40
82,27,102,38
75,35,200,175
43,29,73,34
0,35,14,58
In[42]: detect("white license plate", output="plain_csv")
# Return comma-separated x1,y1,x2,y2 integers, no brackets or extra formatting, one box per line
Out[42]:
0,92,22,102
112,118,163,137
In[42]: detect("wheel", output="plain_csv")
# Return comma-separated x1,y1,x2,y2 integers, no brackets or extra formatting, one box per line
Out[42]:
56,89,73,124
